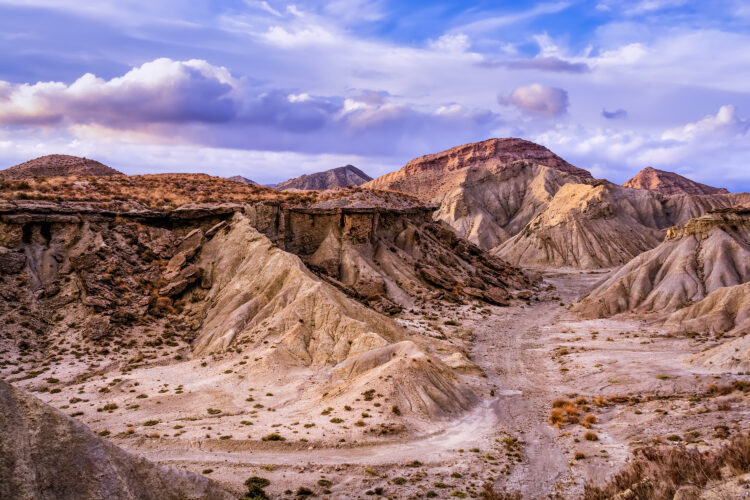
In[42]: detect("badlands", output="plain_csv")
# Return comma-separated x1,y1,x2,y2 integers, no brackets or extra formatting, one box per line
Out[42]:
1,140,749,499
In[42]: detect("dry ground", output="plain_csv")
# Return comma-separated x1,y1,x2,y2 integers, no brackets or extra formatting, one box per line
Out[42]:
5,269,749,499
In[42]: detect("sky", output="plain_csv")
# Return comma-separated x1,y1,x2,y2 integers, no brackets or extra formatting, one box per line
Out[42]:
0,0,749,189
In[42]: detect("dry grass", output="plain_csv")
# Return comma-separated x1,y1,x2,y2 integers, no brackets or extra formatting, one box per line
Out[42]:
0,174,427,212
480,482,522,500
0,174,307,208
583,432,750,500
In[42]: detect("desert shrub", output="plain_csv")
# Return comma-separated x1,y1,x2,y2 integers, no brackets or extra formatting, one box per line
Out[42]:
480,482,523,500
584,431,598,441
244,476,270,499
581,435,750,500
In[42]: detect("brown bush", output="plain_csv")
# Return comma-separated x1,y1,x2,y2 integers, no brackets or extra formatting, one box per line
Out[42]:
480,483,522,500
584,432,750,500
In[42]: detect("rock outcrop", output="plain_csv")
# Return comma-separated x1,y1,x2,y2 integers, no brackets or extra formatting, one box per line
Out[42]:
1,155,122,178
276,165,372,191
574,209,750,318
623,166,729,195
0,379,234,500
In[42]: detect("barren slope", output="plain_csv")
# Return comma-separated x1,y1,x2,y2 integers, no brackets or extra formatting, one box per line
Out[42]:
574,209,750,317
496,181,750,269
623,166,729,195
0,379,234,500
1,154,122,178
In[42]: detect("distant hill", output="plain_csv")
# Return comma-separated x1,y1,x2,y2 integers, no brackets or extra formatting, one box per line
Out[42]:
1,154,122,178
623,166,729,195
227,175,258,184
276,165,372,191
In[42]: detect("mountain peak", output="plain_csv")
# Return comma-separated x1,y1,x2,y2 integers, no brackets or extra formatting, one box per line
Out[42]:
1,154,122,178
399,138,593,179
623,166,729,195
275,165,372,191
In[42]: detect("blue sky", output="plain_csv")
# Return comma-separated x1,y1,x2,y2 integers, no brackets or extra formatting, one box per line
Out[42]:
1,0,749,189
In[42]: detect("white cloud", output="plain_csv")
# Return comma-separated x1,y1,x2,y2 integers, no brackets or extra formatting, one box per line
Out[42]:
500,83,569,117
532,105,750,190
262,24,337,47
429,34,471,53
662,105,748,142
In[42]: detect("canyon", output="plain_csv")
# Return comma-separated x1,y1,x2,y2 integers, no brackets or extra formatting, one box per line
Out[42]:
1,141,749,499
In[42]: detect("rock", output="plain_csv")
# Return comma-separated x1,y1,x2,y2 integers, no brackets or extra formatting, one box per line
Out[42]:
205,220,227,238
513,290,532,301
83,295,111,308
164,251,186,279
624,166,729,195
160,266,201,296
0,250,26,273
70,253,99,271
276,165,373,191
463,287,485,300
174,228,204,259
84,316,112,340
419,267,457,290
483,287,511,306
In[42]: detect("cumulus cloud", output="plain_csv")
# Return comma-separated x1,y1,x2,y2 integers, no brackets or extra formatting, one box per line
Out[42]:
602,108,627,119
499,83,569,117
662,105,748,142
0,58,501,158
0,58,240,127
533,105,750,191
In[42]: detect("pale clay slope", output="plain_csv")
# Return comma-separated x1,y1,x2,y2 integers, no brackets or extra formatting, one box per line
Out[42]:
431,162,590,250
668,282,750,373
495,183,665,269
575,210,750,318
496,181,750,269
0,379,234,500
188,214,477,420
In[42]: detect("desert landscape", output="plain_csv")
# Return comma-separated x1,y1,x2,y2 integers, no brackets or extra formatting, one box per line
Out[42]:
1,2,749,499
1,140,748,500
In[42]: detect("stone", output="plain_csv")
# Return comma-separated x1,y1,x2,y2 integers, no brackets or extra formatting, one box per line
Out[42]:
0,250,26,273
174,228,204,259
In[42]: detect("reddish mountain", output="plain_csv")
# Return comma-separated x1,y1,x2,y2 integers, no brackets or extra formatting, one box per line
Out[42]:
623,166,729,195
365,138,592,200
